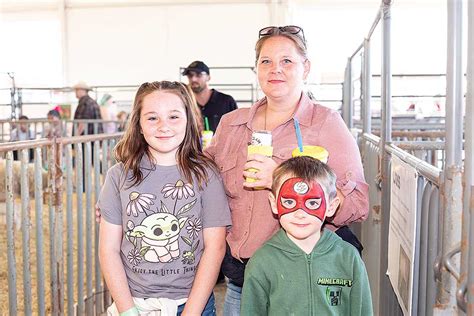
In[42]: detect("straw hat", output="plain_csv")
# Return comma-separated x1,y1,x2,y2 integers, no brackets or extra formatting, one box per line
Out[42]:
72,81,91,91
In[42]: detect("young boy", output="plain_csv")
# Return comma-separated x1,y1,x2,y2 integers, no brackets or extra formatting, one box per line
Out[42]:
241,156,373,315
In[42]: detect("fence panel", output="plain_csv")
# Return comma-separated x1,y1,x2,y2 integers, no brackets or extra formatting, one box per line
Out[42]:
1,133,122,315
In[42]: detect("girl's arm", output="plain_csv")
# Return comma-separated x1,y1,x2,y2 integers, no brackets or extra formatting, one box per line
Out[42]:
181,226,226,315
99,219,135,312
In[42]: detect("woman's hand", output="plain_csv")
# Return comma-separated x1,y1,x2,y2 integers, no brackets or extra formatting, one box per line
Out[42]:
243,153,278,190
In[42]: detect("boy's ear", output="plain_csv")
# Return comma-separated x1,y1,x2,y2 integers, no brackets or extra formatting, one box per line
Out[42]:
268,192,278,215
325,196,340,218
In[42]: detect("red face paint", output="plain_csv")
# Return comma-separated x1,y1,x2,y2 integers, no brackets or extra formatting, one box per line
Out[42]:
276,177,327,220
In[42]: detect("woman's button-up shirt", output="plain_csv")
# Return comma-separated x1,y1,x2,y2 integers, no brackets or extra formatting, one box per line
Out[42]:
206,93,369,260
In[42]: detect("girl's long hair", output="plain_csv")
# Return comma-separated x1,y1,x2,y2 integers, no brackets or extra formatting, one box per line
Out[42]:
114,81,217,189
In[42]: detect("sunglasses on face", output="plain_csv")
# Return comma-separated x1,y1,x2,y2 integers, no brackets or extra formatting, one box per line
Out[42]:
258,25,306,43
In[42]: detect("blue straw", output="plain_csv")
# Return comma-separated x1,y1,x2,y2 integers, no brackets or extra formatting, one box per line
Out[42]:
294,118,303,152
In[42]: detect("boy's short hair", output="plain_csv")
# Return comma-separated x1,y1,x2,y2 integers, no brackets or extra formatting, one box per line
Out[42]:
272,156,337,200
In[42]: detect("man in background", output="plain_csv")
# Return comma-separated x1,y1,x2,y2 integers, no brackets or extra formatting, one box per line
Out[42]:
73,81,103,135
183,61,237,132
72,81,102,191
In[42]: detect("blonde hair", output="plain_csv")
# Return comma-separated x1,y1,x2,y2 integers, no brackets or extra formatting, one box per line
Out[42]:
114,81,216,189
272,156,337,200
255,29,308,63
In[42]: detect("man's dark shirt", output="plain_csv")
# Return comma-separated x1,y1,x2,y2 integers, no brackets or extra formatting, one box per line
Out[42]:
199,89,237,132
74,95,103,135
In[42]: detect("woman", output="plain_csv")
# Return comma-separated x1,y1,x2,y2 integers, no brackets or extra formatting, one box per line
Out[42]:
205,25,369,315
99,93,118,134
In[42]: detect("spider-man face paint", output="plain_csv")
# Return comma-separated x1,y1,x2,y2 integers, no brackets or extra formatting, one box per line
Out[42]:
277,177,327,220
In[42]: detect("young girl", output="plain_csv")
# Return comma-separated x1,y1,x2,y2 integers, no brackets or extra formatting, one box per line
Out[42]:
98,81,231,316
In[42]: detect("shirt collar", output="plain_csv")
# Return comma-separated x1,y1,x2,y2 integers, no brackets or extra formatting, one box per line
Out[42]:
229,92,314,128
139,153,155,170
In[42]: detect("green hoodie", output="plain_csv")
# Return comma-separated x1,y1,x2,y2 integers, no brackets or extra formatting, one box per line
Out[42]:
241,229,373,316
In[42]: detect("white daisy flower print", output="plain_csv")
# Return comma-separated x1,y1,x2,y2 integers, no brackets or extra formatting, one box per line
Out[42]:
127,248,142,266
162,180,195,200
186,218,202,239
126,191,155,217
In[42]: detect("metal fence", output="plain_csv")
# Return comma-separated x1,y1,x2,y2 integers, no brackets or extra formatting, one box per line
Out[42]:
1,132,122,315
347,0,474,314
359,132,441,315
0,119,124,143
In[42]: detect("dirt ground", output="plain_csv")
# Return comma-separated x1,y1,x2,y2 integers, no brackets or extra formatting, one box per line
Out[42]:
0,193,100,315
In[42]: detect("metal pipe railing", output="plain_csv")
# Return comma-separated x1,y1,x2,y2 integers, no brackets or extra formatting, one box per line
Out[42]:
1,133,122,314
362,38,372,134
435,0,464,313
464,0,474,312
354,1,472,313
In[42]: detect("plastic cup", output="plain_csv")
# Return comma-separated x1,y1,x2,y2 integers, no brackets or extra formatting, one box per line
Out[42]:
292,145,329,163
201,130,214,149
246,145,273,183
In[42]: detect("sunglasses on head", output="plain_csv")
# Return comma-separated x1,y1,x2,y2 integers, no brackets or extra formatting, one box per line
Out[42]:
258,25,306,43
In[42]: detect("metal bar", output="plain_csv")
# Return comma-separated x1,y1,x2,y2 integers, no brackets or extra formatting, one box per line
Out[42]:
379,2,398,314
417,183,433,316
20,149,32,314
436,0,464,312
362,38,372,134
445,0,464,166
426,186,440,315
85,142,93,315
468,0,474,311
76,143,84,314
6,151,18,314
349,42,364,60
386,144,441,184
66,144,74,316
54,141,65,314
59,132,123,145
34,147,46,315
390,131,445,138
101,139,110,310
444,244,461,280
412,176,426,314
367,9,382,39
0,139,53,152
342,59,352,128
94,140,102,314
110,139,117,167
48,145,56,314
459,0,472,300
393,141,446,150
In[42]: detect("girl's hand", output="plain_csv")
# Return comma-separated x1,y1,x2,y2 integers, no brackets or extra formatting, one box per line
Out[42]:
243,154,278,190
95,205,102,223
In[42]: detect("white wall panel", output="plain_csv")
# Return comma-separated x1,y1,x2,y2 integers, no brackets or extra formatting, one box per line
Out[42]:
0,11,63,87
66,3,269,86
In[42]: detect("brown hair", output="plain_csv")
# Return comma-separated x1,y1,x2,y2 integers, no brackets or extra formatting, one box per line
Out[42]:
255,28,308,64
114,81,216,189
272,156,337,200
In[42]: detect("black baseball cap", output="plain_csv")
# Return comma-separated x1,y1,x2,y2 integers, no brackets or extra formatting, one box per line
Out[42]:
182,61,210,76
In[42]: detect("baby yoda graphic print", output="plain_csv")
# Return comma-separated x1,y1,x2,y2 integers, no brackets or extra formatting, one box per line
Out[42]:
124,180,201,266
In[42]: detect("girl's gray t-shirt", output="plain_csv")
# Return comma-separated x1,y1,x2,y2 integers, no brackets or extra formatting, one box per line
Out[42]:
97,158,231,299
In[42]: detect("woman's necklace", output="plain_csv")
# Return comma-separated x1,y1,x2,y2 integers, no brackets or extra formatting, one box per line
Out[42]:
264,104,269,131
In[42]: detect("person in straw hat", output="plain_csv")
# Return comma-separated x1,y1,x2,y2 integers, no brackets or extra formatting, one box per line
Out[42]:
72,81,103,135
